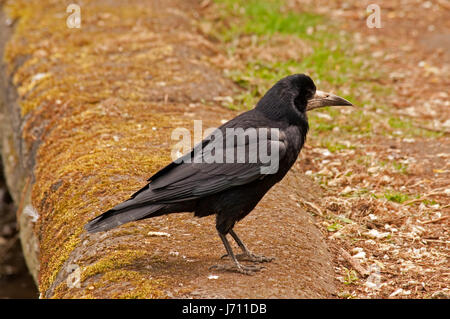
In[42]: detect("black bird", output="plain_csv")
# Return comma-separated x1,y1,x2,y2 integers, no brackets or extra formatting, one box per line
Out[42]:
85,74,352,274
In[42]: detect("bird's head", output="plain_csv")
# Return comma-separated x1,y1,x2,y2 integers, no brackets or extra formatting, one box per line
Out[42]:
256,74,353,124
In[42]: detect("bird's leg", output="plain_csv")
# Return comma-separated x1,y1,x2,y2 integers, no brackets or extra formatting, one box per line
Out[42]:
228,229,275,263
211,232,263,275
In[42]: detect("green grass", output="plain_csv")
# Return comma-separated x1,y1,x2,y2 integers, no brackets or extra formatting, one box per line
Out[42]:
371,83,394,96
356,155,373,167
215,0,325,41
213,0,444,144
375,159,408,174
388,116,443,138
213,0,390,146
214,0,370,111
343,268,359,285
384,190,410,203
392,161,408,174
327,222,344,232
321,140,355,153
388,117,412,130
422,199,438,205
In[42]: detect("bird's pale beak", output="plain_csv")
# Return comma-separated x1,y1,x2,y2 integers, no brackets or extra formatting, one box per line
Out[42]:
306,90,353,111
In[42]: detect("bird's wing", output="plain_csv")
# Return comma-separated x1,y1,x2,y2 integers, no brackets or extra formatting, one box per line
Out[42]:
123,127,286,206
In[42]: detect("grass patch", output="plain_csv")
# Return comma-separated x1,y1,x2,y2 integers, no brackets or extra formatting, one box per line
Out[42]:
388,117,443,138
215,0,325,41
392,161,408,174
213,0,369,111
320,140,355,153
327,222,344,232
422,199,438,205
343,268,359,285
212,0,442,144
212,0,442,145
384,190,409,203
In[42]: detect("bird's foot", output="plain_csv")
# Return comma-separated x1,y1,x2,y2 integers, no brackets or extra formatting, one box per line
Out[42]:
221,252,275,263
237,252,275,263
210,263,264,275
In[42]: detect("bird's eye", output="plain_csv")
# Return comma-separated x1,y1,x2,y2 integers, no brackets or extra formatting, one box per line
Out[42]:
293,93,307,112
306,89,316,100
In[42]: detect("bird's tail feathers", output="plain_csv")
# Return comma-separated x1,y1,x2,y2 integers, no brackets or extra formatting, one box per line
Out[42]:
85,203,164,233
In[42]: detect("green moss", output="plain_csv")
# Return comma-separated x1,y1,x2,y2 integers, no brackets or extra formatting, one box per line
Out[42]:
52,268,166,299
107,270,166,299
43,233,82,292
2,0,204,296
33,106,178,292
81,250,147,281
87,265,166,299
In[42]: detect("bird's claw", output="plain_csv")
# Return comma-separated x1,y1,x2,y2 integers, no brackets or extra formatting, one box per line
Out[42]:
237,253,275,263
209,263,264,275
220,253,229,260
220,253,275,263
